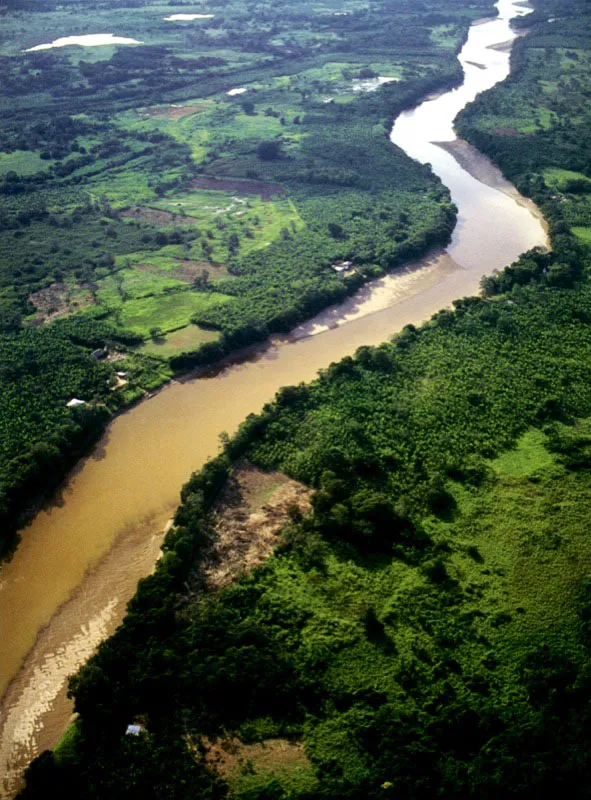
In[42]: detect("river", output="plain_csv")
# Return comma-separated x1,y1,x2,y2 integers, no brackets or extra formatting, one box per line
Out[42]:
0,0,546,794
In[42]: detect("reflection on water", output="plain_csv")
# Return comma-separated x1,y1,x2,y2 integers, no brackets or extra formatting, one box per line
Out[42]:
0,0,546,795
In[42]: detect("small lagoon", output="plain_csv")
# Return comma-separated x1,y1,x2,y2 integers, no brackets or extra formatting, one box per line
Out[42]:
24,33,142,52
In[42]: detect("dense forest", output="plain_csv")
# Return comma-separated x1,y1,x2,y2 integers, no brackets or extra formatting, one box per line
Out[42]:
0,0,490,555
15,0,591,797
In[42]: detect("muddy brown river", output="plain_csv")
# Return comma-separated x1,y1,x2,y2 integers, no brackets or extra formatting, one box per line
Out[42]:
0,0,546,794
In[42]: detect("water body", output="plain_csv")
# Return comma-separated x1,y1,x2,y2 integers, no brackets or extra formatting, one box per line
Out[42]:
0,0,546,795
163,14,215,21
24,34,143,51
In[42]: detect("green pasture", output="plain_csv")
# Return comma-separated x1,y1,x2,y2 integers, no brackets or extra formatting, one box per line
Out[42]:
94,267,187,306
440,427,591,658
429,24,464,50
544,167,591,190
573,227,591,243
117,103,215,165
152,191,304,259
138,323,220,357
89,167,178,206
110,289,233,338
0,150,48,176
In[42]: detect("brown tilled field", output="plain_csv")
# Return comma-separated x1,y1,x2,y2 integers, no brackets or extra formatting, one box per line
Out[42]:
202,736,311,785
120,207,199,226
29,283,95,324
142,104,207,120
492,127,525,136
187,462,312,593
190,176,286,201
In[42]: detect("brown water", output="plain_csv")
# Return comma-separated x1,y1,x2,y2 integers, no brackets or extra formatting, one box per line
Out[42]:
0,0,546,794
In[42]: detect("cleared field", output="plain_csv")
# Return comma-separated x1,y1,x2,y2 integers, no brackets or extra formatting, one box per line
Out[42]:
116,250,229,281
143,104,208,120
95,268,187,305
139,324,220,357
573,226,591,243
135,258,228,282
544,167,591,189
0,150,47,176
189,176,286,200
115,290,233,338
28,281,95,323
120,207,200,226
151,191,304,260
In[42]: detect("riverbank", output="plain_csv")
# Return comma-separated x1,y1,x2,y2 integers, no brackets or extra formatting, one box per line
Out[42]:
432,138,548,233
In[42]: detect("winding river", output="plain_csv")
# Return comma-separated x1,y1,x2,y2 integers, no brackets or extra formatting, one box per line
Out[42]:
0,0,546,794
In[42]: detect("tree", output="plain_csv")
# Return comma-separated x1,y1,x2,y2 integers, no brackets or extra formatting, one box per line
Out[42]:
0,301,22,332
257,140,281,161
328,222,345,239
228,233,240,255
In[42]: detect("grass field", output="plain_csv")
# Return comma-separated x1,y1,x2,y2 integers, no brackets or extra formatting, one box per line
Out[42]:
138,323,220,357
573,226,591,243
112,290,233,338
544,167,591,189
152,191,304,259
0,150,48,176
439,427,591,658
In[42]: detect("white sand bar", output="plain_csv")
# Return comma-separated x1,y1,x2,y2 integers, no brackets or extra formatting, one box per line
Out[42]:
227,87,247,95
24,34,143,51
164,14,214,21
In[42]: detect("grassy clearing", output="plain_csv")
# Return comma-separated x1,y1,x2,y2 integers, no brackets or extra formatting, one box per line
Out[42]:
573,226,591,243
113,290,234,338
152,191,305,259
117,252,230,282
0,150,49,175
429,24,464,50
441,427,591,659
95,267,188,305
138,323,220,357
544,167,590,189
204,737,317,797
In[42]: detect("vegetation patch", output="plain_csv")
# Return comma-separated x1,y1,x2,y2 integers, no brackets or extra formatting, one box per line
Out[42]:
29,282,96,324
120,207,199,226
190,177,287,201
138,324,220,358
114,290,234,339
202,737,316,797
134,258,228,283
190,462,312,592
143,104,208,120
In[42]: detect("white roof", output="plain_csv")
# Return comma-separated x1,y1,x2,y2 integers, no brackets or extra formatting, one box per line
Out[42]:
66,398,86,408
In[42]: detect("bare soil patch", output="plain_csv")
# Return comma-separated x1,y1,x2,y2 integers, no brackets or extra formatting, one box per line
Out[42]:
492,127,525,137
29,283,95,324
190,176,286,201
143,104,207,120
190,462,312,593
202,736,310,783
134,259,227,283
121,207,199,226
